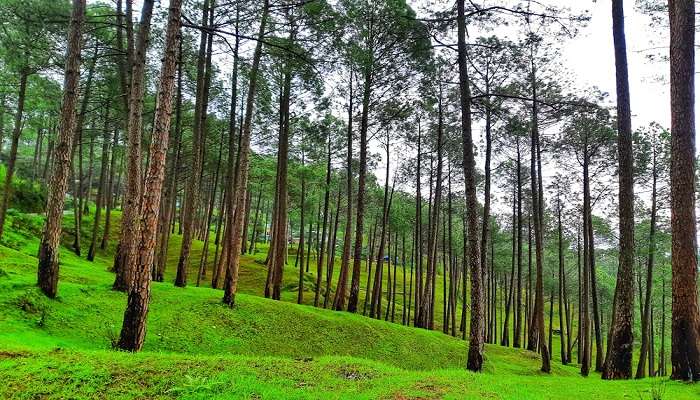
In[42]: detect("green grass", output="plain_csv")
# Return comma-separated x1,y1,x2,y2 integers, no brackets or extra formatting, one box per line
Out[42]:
0,210,698,399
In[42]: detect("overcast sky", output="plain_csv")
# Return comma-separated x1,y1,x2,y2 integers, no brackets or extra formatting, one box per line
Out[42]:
561,0,673,131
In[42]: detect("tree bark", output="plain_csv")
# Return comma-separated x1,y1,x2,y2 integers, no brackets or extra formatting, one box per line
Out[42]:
36,0,86,298
112,0,155,291
636,143,658,379
334,73,353,311
175,0,214,287
457,0,484,372
525,43,551,372
669,0,700,381
347,61,372,313
603,0,636,380
87,102,111,261
315,134,332,307
117,0,181,351
221,0,270,306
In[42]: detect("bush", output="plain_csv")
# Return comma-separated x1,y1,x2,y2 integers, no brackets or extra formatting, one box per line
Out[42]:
11,178,47,213
0,165,47,213
9,210,44,237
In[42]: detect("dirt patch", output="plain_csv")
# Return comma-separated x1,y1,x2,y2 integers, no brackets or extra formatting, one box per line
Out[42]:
338,365,376,381
0,350,30,359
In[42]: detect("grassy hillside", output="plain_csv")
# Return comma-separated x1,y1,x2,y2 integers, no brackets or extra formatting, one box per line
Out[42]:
0,212,698,399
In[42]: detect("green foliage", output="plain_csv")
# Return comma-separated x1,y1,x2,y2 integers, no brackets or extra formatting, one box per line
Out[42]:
0,166,47,214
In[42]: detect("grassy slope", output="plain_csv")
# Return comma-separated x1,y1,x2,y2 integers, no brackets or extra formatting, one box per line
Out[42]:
0,212,697,399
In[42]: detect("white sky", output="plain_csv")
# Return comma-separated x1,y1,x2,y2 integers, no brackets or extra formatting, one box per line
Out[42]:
561,0,673,131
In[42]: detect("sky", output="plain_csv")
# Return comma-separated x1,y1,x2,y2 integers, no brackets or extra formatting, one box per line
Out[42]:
561,0,672,131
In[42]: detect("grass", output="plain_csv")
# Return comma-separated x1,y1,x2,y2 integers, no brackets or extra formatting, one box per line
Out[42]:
0,210,698,399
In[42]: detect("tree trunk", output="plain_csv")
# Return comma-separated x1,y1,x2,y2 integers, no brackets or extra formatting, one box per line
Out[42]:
324,192,341,308
267,67,292,301
582,160,592,376
457,0,484,372
636,145,658,379
526,44,551,372
117,0,181,351
514,137,523,348
669,0,700,381
347,62,372,313
221,0,270,306
298,150,306,304
213,10,240,290
101,119,120,250
153,38,184,279
603,0,636,380
175,0,215,288
370,136,393,318
87,103,111,261
333,73,353,311
249,187,262,254
502,188,516,346
315,134,332,307
36,0,86,297
112,0,155,291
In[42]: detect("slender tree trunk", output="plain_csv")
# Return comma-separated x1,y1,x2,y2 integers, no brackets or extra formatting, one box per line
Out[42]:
589,202,604,372
315,135,332,307
636,145,658,379
87,103,111,261
660,276,667,376
502,188,516,347
175,0,215,287
347,61,372,313
213,10,240,290
414,120,423,327
113,0,155,291
36,0,86,297
267,67,292,301
557,189,567,363
197,138,223,286
370,137,393,318
324,192,341,308
333,73,353,311
457,0,484,371
83,135,95,214
249,187,262,254
298,149,306,304
514,137,523,348
480,98,493,340
604,0,636,380
526,44,551,372
101,120,119,250
221,0,269,306
153,38,184,279
582,162,592,376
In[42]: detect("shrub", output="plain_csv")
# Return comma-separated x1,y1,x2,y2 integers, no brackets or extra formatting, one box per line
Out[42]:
0,165,47,213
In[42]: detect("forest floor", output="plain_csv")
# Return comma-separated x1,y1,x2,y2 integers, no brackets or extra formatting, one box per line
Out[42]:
0,211,698,399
